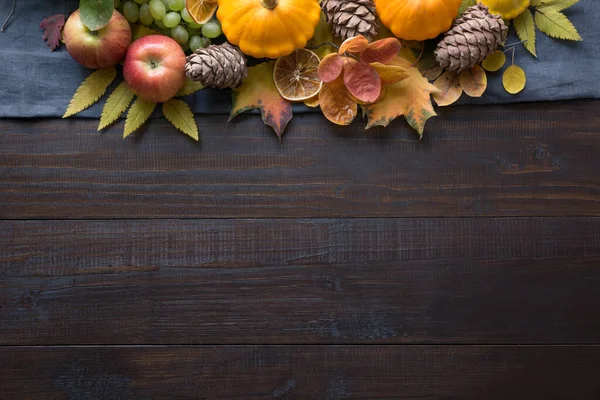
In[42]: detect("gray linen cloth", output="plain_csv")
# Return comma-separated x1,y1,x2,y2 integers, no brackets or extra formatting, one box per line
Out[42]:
0,0,598,118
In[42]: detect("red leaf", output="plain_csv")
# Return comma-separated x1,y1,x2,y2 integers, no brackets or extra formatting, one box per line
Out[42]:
360,38,402,65
40,14,65,51
319,53,344,82
318,54,344,83
338,35,369,54
343,61,381,104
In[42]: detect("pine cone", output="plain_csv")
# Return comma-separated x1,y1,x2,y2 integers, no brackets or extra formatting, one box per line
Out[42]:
434,3,508,73
185,43,247,89
321,0,377,41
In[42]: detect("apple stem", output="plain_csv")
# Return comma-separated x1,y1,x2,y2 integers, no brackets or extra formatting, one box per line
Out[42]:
261,0,279,10
1,0,16,32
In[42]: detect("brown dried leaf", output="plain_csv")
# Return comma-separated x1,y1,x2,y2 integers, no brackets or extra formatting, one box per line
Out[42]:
319,76,357,126
40,14,65,51
432,71,462,106
459,65,487,97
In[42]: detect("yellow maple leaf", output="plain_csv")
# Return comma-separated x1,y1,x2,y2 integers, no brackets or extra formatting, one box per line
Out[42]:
229,62,293,140
363,57,440,138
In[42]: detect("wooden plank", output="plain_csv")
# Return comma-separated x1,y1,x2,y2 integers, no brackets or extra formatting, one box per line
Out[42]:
2,345,599,399
2,218,600,344
1,100,599,219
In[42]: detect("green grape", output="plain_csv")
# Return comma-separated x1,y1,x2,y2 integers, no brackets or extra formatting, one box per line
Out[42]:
163,11,181,27
186,27,199,37
153,18,166,29
180,40,190,52
139,3,154,25
187,20,203,29
114,0,121,8
149,0,166,20
200,37,211,48
180,7,194,23
167,0,185,11
201,19,221,39
133,0,148,3
171,25,189,44
123,1,140,23
189,35,202,52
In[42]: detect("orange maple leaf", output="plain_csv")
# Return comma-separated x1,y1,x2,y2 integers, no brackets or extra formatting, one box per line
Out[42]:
229,62,292,140
363,57,440,138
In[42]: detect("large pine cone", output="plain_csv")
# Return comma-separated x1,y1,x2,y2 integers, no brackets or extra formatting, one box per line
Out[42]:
434,3,508,73
321,0,378,41
185,43,247,89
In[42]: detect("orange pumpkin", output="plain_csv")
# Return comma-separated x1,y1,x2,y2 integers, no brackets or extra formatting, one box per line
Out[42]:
374,0,463,41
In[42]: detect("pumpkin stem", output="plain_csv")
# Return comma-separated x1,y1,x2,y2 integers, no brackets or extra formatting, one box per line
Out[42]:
261,0,278,9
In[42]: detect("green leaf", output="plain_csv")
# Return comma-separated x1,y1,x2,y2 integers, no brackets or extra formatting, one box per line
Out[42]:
533,0,578,10
514,9,537,57
175,77,205,97
458,0,477,16
98,82,135,130
123,98,156,138
535,9,582,41
79,0,114,31
63,67,116,118
162,99,199,141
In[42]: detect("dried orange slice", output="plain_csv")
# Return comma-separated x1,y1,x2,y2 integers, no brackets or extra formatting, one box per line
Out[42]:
273,48,323,102
186,0,218,25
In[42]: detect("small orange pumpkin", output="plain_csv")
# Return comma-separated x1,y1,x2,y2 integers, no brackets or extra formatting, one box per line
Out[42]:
217,0,321,59
374,0,463,41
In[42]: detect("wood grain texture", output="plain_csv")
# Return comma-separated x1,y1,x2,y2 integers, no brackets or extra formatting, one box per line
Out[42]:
2,218,599,344
1,100,600,219
2,345,600,399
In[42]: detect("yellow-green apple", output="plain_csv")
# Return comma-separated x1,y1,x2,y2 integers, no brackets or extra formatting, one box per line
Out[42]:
123,35,186,103
63,9,132,69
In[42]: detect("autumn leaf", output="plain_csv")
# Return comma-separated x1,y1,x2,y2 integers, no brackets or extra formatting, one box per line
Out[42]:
63,67,117,118
416,54,443,81
531,0,578,10
344,61,381,103
124,98,156,138
98,81,135,130
363,57,439,137
318,53,344,83
319,76,357,126
304,94,320,108
163,99,199,141
514,9,537,56
433,71,462,106
535,9,582,40
503,65,527,94
230,62,293,140
359,38,402,64
370,62,408,84
459,65,487,97
40,14,65,51
176,77,205,97
482,50,507,72
339,35,369,54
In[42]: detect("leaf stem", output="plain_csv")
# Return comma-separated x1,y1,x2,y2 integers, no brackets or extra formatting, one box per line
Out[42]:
1,0,16,33
306,42,340,50
412,42,425,67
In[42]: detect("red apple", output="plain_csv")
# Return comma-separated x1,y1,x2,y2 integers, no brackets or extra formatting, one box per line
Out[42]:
123,35,186,103
63,9,132,69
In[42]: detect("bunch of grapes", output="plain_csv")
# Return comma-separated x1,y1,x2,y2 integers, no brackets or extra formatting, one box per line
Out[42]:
116,0,223,53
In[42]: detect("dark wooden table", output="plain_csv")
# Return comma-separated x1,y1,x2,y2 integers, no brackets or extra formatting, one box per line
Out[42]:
1,100,600,399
